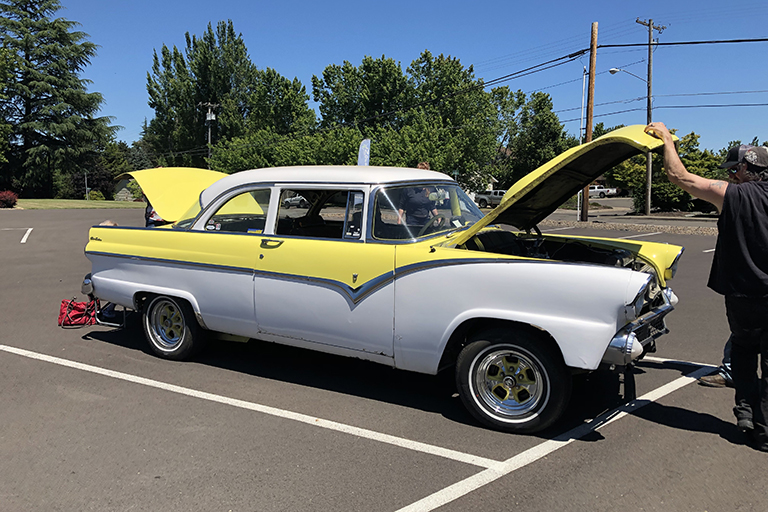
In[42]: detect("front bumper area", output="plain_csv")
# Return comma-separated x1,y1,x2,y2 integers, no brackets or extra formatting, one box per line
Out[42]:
601,287,677,367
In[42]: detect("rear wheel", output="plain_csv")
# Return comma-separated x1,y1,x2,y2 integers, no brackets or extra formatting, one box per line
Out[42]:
478,199,487,208
142,296,204,360
456,329,571,433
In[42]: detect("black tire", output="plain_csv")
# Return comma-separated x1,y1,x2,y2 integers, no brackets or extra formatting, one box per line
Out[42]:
478,199,488,208
599,192,606,198
455,329,571,433
284,201,291,209
299,200,307,208
142,295,205,360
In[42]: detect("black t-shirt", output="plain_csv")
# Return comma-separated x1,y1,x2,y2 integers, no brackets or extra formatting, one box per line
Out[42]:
398,188,435,225
708,180,768,297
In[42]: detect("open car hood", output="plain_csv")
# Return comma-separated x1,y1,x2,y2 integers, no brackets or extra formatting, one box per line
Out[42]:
118,167,228,223
451,125,676,246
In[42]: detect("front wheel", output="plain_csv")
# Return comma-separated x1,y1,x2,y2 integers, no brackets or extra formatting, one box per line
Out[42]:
478,199,488,208
143,295,205,360
456,329,571,433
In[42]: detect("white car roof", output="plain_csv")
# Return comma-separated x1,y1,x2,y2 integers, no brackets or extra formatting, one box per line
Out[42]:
200,165,454,206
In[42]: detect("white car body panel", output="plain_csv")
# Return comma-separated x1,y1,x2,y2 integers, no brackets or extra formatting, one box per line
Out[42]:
392,257,645,374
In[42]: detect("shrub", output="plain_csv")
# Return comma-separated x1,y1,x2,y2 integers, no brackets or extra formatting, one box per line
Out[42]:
0,190,18,208
127,179,143,200
87,190,106,201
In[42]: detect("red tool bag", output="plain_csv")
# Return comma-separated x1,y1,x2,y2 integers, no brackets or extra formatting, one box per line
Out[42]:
58,298,99,327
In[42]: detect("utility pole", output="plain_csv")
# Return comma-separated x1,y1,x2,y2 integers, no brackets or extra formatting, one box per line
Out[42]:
580,21,598,222
636,18,666,215
199,102,220,169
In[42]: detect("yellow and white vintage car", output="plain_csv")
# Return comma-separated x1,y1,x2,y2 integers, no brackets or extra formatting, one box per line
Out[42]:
82,125,683,433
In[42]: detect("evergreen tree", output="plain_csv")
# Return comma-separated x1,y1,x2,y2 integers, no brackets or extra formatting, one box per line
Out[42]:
0,47,13,166
145,20,315,168
0,0,115,197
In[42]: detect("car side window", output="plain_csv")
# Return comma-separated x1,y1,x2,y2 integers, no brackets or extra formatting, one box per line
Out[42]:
276,189,349,239
205,188,271,234
344,191,364,239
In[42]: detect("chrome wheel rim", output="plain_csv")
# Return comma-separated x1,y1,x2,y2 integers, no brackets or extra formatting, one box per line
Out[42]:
471,346,548,421
148,298,184,350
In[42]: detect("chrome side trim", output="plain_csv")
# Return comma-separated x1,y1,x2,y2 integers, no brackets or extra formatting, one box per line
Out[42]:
86,250,255,275
87,250,528,305
254,269,395,305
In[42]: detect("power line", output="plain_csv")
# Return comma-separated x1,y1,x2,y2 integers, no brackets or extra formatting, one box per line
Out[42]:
560,103,768,124
599,37,768,49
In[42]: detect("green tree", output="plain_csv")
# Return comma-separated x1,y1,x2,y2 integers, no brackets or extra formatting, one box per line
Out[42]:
0,0,116,197
312,55,410,134
405,51,501,186
0,47,14,166
209,126,362,173
127,132,156,170
491,91,577,189
145,44,197,167
146,20,315,168
247,67,315,135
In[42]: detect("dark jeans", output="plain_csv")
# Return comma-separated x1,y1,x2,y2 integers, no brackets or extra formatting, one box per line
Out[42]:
725,295,768,444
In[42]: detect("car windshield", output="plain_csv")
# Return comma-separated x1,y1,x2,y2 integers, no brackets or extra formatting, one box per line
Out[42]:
373,183,484,240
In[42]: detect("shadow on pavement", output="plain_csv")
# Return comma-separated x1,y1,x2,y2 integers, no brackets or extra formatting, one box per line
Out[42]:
82,317,743,445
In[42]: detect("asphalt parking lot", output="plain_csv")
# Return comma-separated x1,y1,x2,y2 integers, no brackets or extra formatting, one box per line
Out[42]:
1,208,766,511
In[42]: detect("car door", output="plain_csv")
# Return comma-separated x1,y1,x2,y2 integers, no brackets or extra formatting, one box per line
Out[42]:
184,187,272,338
253,189,397,359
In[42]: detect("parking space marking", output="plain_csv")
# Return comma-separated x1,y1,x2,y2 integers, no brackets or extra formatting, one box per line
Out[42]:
1,227,33,243
396,359,714,512
703,248,716,253
0,345,503,471
618,231,663,240
0,345,715,511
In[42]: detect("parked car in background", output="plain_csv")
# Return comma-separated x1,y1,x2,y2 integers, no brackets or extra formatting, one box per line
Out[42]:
81,125,682,434
283,194,309,209
474,189,506,208
589,185,619,198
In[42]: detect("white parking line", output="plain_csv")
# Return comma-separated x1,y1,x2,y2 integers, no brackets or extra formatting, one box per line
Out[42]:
1,227,33,243
618,231,663,240
703,248,716,253
541,226,575,232
0,345,713,511
0,345,502,471
397,360,714,512
20,227,32,244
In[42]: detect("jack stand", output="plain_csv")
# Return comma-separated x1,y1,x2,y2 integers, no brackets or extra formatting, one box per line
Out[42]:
622,363,637,402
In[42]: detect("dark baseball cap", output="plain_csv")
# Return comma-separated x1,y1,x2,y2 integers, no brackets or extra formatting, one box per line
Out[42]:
744,146,768,169
719,144,754,168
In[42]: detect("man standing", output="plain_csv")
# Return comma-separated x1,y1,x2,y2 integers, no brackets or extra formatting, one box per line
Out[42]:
698,144,753,389
646,122,768,452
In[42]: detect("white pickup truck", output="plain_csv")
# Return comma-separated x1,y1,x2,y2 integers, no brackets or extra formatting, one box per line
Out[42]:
588,185,618,198
474,189,506,208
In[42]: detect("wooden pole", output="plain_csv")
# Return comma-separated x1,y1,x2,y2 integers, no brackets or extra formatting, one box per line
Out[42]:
580,22,598,222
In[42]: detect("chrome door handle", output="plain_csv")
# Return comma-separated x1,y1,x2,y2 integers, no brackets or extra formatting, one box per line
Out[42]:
260,239,284,248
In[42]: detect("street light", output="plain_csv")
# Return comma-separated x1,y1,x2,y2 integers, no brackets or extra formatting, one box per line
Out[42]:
609,67,646,83
609,67,653,215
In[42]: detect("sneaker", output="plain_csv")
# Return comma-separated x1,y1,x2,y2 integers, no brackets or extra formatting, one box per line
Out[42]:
101,303,117,319
697,370,733,388
737,417,754,433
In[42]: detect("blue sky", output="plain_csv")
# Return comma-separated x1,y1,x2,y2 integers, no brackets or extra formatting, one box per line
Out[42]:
61,0,767,152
